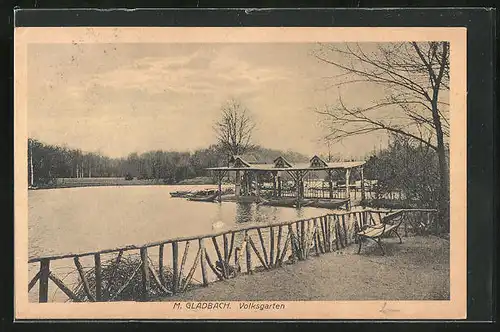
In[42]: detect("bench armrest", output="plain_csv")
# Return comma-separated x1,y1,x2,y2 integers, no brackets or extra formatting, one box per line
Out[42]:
367,223,385,229
382,210,404,225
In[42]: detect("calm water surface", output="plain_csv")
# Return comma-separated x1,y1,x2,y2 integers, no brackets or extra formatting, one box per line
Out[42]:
28,185,333,302
29,185,331,258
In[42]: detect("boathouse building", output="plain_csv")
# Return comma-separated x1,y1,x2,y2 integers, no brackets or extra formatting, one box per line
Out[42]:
207,155,367,209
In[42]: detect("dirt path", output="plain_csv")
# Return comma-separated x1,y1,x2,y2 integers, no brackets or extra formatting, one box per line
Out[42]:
160,235,449,301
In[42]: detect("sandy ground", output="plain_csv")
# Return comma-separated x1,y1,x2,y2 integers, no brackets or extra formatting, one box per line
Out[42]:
160,235,449,301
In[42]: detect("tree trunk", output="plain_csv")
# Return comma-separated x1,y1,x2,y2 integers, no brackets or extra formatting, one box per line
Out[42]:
432,95,449,233
429,42,450,234
29,141,34,186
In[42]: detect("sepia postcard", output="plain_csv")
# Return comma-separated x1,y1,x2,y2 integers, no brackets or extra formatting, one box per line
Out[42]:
14,26,467,320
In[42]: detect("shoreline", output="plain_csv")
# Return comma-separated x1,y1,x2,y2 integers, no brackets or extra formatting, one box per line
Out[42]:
28,177,224,190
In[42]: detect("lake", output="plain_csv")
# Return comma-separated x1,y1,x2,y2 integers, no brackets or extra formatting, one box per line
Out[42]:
28,185,333,302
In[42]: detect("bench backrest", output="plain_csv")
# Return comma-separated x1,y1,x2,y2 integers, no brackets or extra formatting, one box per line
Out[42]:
381,210,405,228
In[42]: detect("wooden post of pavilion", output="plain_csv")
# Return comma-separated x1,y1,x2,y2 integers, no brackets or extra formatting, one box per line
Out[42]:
360,166,365,201
235,170,241,197
241,171,247,196
345,168,351,200
255,171,260,198
272,171,277,197
293,170,307,205
217,171,223,202
328,169,333,199
295,171,302,203
277,171,282,197
246,171,253,196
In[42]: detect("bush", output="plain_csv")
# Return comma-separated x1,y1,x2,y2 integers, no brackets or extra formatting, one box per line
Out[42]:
73,254,196,302
364,134,441,209
124,173,134,181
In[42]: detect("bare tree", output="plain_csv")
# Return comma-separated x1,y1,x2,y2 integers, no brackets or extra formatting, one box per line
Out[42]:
214,99,256,158
313,42,449,230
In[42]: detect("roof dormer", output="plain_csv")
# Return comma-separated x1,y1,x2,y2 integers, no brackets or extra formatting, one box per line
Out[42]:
273,156,293,168
229,155,251,168
310,155,328,168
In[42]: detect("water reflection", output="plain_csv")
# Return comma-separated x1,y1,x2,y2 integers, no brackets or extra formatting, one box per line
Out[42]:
235,202,253,224
234,203,307,226
254,205,281,225
295,207,306,219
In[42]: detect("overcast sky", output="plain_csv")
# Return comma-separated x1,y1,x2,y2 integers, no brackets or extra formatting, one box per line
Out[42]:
27,42,388,159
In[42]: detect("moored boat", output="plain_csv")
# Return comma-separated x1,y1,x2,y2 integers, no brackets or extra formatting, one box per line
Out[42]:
170,191,191,198
188,192,219,202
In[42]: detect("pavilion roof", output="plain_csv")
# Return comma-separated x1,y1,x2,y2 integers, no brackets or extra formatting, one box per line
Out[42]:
206,158,365,171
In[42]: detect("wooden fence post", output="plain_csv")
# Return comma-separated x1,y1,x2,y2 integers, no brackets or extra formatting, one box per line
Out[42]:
39,259,50,303
140,247,150,301
319,218,327,253
159,244,165,286
300,221,306,260
275,226,282,266
269,227,275,267
223,234,229,262
211,236,226,278
199,239,208,286
353,213,359,244
227,232,235,264
74,256,95,302
342,214,348,247
172,242,179,293
288,224,297,263
178,241,190,285
257,229,269,266
432,211,438,235
325,216,331,252
245,231,252,274
94,253,102,301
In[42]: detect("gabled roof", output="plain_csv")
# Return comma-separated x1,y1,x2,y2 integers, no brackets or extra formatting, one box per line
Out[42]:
240,154,260,163
207,159,366,171
229,155,251,168
273,156,293,168
207,154,366,171
228,155,241,162
309,155,328,168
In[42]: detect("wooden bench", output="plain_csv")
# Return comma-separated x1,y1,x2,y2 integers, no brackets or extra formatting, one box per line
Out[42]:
357,210,405,255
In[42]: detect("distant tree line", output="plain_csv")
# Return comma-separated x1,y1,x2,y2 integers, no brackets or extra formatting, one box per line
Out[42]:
27,138,310,186
28,138,122,185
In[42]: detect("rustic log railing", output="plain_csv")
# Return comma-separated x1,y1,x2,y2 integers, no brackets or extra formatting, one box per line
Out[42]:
265,185,403,201
28,208,437,303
